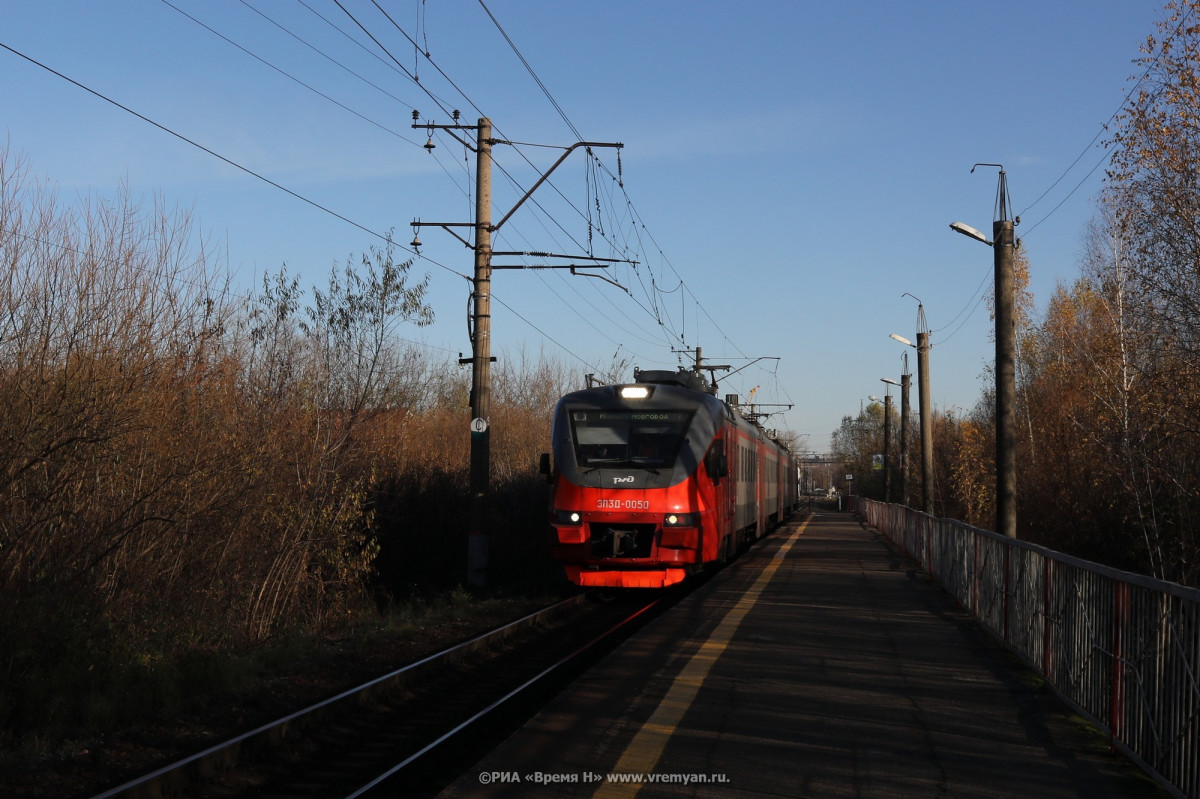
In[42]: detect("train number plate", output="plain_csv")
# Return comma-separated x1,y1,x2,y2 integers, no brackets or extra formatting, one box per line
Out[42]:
596,499,650,510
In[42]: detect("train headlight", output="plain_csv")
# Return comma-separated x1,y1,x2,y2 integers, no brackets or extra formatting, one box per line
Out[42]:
619,386,651,399
663,512,699,527
554,510,582,525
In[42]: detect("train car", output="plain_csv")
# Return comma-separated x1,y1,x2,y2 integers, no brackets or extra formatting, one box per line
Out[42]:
540,368,795,588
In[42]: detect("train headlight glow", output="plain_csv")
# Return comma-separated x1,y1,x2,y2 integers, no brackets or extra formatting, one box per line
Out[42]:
663,512,699,527
619,386,650,399
554,510,582,525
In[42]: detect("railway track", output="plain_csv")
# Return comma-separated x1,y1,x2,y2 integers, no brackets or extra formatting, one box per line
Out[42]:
91,587,685,799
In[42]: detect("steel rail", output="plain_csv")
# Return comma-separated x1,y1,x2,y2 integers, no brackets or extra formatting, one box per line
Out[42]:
346,596,664,797
90,594,592,799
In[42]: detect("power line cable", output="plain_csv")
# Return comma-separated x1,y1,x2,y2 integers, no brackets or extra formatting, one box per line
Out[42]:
330,0,455,118
177,0,475,196
307,4,629,367
397,32,678,353
477,0,582,141
370,1,708,357
1019,148,1115,239
1018,2,1194,232
206,3,765,407
317,5,638,370
0,39,470,285
240,0,414,112
336,2,608,286
0,41,376,243
368,0,486,119
0,17,666,386
160,0,420,147
932,268,991,346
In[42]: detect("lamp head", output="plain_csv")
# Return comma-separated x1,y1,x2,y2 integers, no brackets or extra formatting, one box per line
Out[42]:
950,221,993,246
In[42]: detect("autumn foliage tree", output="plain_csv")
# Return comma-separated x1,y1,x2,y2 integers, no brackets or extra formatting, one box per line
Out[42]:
0,143,582,743
1083,0,1200,580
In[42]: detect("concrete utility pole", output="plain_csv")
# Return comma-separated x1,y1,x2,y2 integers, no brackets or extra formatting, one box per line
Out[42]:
468,119,494,589
899,368,910,507
950,164,1017,538
882,392,892,503
879,377,900,504
411,114,624,588
891,297,932,515
917,328,933,516
993,181,1017,539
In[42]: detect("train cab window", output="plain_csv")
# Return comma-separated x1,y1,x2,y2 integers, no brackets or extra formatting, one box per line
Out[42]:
569,409,693,469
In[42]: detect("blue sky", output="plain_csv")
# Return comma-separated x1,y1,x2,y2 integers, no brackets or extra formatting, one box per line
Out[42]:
0,0,1165,453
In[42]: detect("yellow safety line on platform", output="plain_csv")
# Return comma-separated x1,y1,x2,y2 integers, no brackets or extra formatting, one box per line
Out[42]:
592,519,809,798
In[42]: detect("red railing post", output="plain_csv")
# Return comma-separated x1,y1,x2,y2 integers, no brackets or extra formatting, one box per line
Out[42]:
1111,580,1129,745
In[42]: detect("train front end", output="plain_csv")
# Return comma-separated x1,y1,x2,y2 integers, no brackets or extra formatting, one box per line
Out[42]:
545,371,727,588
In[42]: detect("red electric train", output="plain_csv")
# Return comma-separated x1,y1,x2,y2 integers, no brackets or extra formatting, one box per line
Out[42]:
540,368,797,588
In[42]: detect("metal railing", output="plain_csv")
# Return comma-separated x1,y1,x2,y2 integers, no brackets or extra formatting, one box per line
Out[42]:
858,498,1200,799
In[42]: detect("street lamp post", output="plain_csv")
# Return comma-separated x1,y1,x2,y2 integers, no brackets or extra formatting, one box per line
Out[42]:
897,361,911,506
950,164,1017,538
882,377,900,505
890,296,932,515
868,393,889,502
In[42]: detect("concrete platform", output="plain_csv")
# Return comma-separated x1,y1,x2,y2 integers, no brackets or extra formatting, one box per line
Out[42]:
438,511,1171,798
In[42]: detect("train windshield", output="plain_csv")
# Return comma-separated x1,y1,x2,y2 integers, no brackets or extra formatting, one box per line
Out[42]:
568,409,694,469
